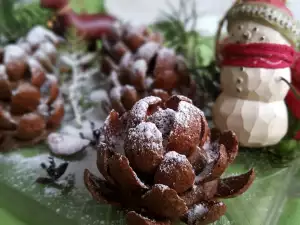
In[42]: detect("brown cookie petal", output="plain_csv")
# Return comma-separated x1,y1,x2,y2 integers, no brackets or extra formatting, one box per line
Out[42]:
111,42,129,63
28,58,46,88
102,110,123,138
154,151,195,193
84,169,120,206
11,83,41,115
108,152,148,191
165,95,192,111
205,144,228,182
130,60,147,91
109,86,126,114
126,211,171,225
186,201,226,225
199,116,209,147
121,85,139,111
125,122,164,174
167,100,203,156
196,144,228,183
123,29,146,52
101,56,117,75
142,184,188,219
180,181,219,208
187,147,207,175
5,61,27,81
219,130,239,164
40,77,59,105
0,106,17,130
135,42,160,63
96,144,115,185
151,89,170,102
153,70,178,92
215,168,255,198
47,100,64,128
209,128,221,142
0,67,12,100
154,48,177,74
16,113,46,140
147,108,175,139
127,96,162,129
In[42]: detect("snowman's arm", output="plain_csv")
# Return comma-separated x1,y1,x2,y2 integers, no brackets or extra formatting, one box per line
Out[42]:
280,77,300,100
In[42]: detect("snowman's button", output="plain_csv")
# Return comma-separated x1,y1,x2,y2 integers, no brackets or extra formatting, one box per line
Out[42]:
236,77,243,84
236,87,242,93
260,36,266,41
240,67,244,71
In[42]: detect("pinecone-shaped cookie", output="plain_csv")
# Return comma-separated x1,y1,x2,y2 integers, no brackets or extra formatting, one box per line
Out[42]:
84,95,255,225
101,24,197,114
0,31,64,152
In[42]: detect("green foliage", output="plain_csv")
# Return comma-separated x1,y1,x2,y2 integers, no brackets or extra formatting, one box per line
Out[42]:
153,0,215,69
0,0,53,46
60,27,88,53
70,0,106,14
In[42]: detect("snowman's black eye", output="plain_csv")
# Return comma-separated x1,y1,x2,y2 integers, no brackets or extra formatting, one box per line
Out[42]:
253,27,258,32
238,25,243,30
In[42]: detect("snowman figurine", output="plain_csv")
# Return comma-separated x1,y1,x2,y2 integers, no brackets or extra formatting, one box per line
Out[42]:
213,0,300,147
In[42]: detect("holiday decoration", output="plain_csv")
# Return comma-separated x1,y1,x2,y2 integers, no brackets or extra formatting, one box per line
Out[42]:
0,26,64,152
101,24,197,114
84,95,255,225
213,0,300,148
40,0,117,50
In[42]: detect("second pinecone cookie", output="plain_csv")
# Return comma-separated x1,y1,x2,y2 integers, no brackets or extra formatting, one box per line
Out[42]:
101,24,197,114
0,27,64,152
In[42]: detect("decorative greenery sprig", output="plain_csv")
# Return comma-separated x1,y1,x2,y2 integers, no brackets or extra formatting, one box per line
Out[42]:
0,0,52,46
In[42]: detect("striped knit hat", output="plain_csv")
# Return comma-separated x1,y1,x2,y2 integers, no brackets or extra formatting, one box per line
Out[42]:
226,0,300,46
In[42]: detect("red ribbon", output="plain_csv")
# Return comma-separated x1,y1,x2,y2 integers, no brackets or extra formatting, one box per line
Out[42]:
221,43,295,69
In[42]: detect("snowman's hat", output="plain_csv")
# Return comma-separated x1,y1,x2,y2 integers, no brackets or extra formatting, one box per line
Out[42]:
226,0,300,46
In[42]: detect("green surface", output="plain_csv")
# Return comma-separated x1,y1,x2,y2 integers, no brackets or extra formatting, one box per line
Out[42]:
0,208,26,225
1,146,300,225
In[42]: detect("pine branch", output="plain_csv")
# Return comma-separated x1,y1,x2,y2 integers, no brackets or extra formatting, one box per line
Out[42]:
0,0,52,46
59,28,99,127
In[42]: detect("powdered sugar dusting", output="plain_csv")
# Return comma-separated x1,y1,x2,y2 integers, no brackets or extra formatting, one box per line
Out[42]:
47,132,90,156
39,42,57,57
128,96,161,128
0,65,8,79
157,47,175,62
187,204,208,224
127,122,163,152
28,57,43,70
123,85,135,92
4,45,27,63
155,184,169,191
175,101,203,128
109,86,122,100
26,25,62,47
136,42,160,62
159,151,188,174
147,108,175,137
131,59,147,79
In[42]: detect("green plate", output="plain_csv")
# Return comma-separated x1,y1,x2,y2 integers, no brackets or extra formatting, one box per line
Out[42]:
1,145,300,225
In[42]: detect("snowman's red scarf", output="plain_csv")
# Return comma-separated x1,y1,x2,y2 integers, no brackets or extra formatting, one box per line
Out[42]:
221,43,295,69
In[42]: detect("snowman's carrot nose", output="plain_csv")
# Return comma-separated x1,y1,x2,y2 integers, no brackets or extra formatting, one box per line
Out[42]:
280,77,300,99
